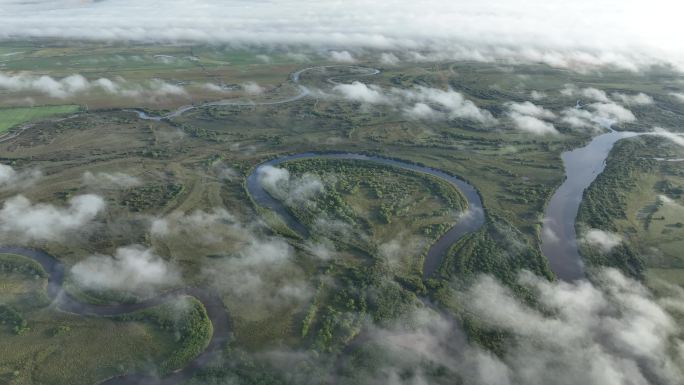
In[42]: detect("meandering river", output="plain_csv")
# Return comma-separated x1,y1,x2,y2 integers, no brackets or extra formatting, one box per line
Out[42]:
246,152,486,279
0,62,646,383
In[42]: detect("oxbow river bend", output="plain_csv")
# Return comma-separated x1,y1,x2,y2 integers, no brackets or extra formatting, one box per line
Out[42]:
246,152,486,279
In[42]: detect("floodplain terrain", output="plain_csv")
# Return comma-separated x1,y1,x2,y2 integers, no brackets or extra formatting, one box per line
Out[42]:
0,41,683,384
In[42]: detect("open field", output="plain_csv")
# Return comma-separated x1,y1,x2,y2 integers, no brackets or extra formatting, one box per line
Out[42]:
0,105,80,134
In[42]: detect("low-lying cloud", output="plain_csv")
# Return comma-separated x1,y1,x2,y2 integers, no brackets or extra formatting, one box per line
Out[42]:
0,163,41,190
71,245,180,294
0,194,104,241
151,208,242,247
0,71,187,100
353,268,684,385
0,1,681,71
457,269,684,385
651,127,684,147
242,81,265,95
202,236,309,307
562,85,654,106
581,229,623,252
150,207,312,314
561,102,636,130
331,82,496,124
333,82,388,104
257,165,324,204
329,50,356,63
611,92,654,105
506,101,557,134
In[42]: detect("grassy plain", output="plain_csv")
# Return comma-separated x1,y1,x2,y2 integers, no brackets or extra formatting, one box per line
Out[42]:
0,105,80,133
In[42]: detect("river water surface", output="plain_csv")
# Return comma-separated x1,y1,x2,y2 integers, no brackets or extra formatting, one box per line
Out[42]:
541,131,639,281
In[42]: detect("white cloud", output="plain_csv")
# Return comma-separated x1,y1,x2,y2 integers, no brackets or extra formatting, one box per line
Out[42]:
561,85,610,102
505,101,557,134
330,82,495,124
561,108,597,129
150,208,240,244
652,127,684,147
507,101,556,119
71,245,180,294
257,165,324,204
379,52,400,66
0,1,681,71
562,86,653,106
403,102,437,120
242,81,264,95
329,50,356,63
202,233,311,313
0,71,187,99
670,93,684,103
255,54,272,63
530,90,547,100
82,171,141,189
509,113,558,135
286,52,310,62
359,268,684,385
333,81,389,104
582,229,623,252
0,194,104,241
457,269,684,385
399,86,497,124
590,102,636,123
611,92,654,105
658,195,684,211
0,164,41,190
561,102,636,130
202,82,228,92
216,166,238,181
581,87,610,103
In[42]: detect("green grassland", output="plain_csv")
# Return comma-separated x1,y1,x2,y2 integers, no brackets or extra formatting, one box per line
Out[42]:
0,105,80,134
0,41,683,383
0,254,49,311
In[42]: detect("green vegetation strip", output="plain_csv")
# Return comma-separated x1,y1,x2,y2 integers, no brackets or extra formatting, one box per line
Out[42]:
0,105,80,134
0,253,47,278
113,297,213,374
